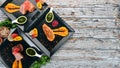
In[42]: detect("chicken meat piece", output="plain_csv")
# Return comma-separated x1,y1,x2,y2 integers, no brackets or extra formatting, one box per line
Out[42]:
13,53,23,60
42,24,55,41
0,37,3,45
0,27,10,38
12,44,24,60
20,0,35,14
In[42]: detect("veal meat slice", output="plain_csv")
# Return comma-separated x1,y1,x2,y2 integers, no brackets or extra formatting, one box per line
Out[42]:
20,0,35,14
0,27,10,38
42,24,55,41
20,4,26,14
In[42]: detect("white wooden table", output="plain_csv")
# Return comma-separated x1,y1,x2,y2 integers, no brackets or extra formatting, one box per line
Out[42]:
0,0,120,68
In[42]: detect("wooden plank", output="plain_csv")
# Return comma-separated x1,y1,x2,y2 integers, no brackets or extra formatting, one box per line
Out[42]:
52,50,120,60
71,28,120,38
46,0,119,8
42,60,120,68
46,0,119,4
64,18,117,28
42,50,120,68
53,7,118,18
63,17,119,28
115,18,120,27
61,38,120,50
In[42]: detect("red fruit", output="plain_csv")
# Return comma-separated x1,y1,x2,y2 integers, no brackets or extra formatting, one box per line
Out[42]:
11,33,18,38
36,0,40,2
52,20,59,27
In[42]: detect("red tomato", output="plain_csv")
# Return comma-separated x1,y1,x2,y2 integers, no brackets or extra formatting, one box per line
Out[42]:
36,0,40,2
11,33,18,38
52,20,59,27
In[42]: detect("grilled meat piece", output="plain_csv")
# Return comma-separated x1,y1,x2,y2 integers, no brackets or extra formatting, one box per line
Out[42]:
20,0,35,14
0,27,10,38
42,24,55,41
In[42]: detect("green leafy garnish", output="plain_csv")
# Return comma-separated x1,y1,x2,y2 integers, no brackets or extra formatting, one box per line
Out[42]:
0,19,17,29
30,56,50,68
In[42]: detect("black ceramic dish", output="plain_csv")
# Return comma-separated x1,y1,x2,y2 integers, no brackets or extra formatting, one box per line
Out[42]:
0,27,43,68
0,0,48,22
25,8,75,57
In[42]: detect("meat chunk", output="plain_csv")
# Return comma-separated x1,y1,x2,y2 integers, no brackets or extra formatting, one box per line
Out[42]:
13,53,23,60
42,24,55,41
0,37,3,45
20,0,35,14
12,44,24,60
0,27,10,38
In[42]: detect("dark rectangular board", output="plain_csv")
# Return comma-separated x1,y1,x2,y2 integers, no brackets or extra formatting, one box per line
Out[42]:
0,0,48,23
0,27,43,68
25,8,75,57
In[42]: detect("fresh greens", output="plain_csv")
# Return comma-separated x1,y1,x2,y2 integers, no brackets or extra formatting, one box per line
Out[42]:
0,19,17,29
30,55,50,68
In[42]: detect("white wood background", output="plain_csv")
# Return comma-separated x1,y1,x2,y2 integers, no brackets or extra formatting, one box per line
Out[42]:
0,0,120,68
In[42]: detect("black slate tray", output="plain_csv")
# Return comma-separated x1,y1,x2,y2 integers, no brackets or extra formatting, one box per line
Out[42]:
0,27,43,68
25,8,75,57
0,0,48,22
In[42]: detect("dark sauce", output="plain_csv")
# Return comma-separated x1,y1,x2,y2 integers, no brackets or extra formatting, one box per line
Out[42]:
27,49,35,55
17,17,26,23
47,13,53,21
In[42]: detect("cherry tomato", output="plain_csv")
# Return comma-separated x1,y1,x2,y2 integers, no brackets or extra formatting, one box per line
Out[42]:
11,33,18,38
52,20,59,27
36,0,40,2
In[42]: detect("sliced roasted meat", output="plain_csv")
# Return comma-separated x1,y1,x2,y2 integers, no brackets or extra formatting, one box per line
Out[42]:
20,0,35,14
0,27,10,38
0,37,3,45
12,44,24,54
42,24,55,41
12,44,23,68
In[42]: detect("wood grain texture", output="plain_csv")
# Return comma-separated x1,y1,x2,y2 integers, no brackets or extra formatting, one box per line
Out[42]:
0,0,120,68
43,0,120,68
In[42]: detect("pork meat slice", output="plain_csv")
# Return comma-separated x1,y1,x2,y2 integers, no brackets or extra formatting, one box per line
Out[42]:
20,0,35,14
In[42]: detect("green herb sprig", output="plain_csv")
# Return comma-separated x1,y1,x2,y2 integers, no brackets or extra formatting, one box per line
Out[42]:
30,55,50,68
0,19,17,29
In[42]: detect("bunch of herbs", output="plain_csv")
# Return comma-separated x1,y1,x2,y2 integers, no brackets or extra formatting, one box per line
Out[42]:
0,19,17,29
30,55,50,68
